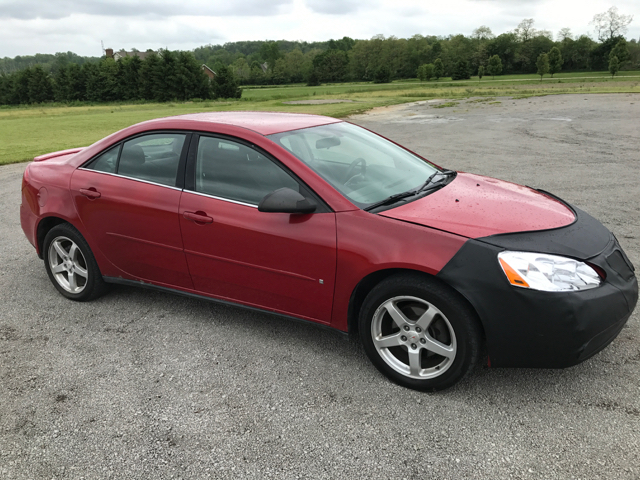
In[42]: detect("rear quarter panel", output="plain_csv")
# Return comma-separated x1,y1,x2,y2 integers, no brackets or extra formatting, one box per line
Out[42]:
21,155,119,276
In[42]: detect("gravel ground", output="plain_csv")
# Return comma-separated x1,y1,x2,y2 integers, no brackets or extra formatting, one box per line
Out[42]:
1,94,639,480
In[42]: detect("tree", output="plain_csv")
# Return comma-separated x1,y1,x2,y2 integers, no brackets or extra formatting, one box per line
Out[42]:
609,55,620,77
282,49,306,83
175,51,210,100
433,58,444,80
0,73,14,104
248,61,266,85
232,58,251,84
118,56,142,100
590,35,625,70
28,66,54,103
548,47,563,77
431,41,443,61
536,53,549,81
417,64,426,81
478,65,484,81
609,39,630,66
373,64,391,83
212,65,242,99
487,54,502,78
259,41,282,71
139,53,163,100
487,33,517,74
591,6,633,41
15,68,33,104
562,35,596,71
312,49,349,82
53,65,72,102
451,59,470,80
159,49,180,101
515,19,536,42
557,28,573,41
472,26,494,41
515,34,554,73
306,69,320,86
424,63,434,81
417,63,434,81
327,37,355,52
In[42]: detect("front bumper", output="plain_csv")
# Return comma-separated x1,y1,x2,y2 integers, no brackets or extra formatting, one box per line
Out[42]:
438,206,638,368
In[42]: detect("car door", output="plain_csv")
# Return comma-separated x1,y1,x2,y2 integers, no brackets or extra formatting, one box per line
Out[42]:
179,134,337,323
70,132,193,288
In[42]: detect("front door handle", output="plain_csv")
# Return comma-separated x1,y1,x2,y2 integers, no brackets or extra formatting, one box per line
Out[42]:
80,188,101,199
183,211,213,224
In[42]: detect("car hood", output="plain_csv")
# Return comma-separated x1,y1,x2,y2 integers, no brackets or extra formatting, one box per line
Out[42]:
379,172,575,238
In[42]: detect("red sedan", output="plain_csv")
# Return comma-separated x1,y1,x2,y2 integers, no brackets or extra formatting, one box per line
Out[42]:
20,112,638,391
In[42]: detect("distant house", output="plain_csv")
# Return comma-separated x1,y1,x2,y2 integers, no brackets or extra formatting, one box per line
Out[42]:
105,48,157,61
202,64,217,80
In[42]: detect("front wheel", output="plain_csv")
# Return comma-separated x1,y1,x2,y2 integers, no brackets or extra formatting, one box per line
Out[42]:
359,273,482,391
43,223,108,301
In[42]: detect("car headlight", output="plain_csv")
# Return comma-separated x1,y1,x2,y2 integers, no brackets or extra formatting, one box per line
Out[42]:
498,251,602,292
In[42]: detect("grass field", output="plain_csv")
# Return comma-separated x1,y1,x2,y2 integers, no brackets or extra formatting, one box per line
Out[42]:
1,71,639,165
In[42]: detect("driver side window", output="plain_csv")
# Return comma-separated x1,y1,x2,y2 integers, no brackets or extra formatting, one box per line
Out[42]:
195,136,300,205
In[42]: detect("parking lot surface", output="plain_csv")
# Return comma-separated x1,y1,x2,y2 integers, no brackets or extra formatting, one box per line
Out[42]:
1,94,639,479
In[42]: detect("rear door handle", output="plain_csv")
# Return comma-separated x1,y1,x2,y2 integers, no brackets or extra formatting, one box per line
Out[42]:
183,211,213,224
80,188,101,199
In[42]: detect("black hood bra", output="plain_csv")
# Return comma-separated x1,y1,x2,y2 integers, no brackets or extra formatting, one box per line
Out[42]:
437,197,638,369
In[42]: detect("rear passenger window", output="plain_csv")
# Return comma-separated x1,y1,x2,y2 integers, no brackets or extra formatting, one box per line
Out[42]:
196,136,300,205
118,133,186,187
85,145,119,173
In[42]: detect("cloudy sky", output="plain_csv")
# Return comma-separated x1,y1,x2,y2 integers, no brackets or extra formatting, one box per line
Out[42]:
0,0,638,58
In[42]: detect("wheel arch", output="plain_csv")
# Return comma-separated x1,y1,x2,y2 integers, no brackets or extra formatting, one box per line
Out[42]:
36,216,70,258
347,268,486,342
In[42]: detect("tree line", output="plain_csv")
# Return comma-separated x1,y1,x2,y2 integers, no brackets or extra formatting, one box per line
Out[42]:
0,7,637,105
242,30,636,86
192,9,636,85
0,50,241,105
0,51,99,75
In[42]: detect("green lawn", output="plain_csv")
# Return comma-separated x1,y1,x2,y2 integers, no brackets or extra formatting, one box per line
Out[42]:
1,71,639,165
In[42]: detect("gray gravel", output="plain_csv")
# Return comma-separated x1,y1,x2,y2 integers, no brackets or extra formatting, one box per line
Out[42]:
1,93,639,479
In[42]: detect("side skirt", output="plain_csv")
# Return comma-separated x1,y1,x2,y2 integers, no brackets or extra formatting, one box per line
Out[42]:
102,276,347,336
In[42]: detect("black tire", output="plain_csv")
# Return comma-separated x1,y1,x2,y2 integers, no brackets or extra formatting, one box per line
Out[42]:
43,223,108,302
359,273,482,391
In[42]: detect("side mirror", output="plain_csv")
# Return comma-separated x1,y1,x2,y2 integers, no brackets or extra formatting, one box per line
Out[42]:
258,187,317,214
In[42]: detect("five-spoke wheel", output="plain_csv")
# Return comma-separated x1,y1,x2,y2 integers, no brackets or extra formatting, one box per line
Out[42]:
360,273,482,391
43,223,107,301
48,236,89,294
371,296,457,380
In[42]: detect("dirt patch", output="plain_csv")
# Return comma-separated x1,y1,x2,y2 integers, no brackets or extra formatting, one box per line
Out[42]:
282,99,356,105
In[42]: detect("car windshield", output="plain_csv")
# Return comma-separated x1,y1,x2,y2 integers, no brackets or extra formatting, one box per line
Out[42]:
268,122,441,209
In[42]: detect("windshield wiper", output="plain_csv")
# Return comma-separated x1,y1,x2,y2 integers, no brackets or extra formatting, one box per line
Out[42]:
363,190,420,212
364,169,456,213
416,169,456,193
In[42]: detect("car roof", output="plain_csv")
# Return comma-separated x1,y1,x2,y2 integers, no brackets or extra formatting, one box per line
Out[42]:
149,111,343,136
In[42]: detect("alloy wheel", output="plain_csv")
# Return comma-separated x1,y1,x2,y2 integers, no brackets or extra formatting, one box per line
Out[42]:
371,295,457,380
47,236,89,294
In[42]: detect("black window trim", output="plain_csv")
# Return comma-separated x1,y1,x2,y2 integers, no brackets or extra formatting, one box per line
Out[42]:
80,130,192,190
185,131,333,213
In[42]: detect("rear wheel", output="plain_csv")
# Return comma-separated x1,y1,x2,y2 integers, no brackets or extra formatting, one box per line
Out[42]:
359,273,481,391
43,223,108,301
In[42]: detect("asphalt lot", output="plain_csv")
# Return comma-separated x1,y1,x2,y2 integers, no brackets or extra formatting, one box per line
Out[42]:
1,93,639,479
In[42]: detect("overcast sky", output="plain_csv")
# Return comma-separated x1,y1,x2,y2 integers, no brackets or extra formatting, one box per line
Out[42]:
0,0,638,58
